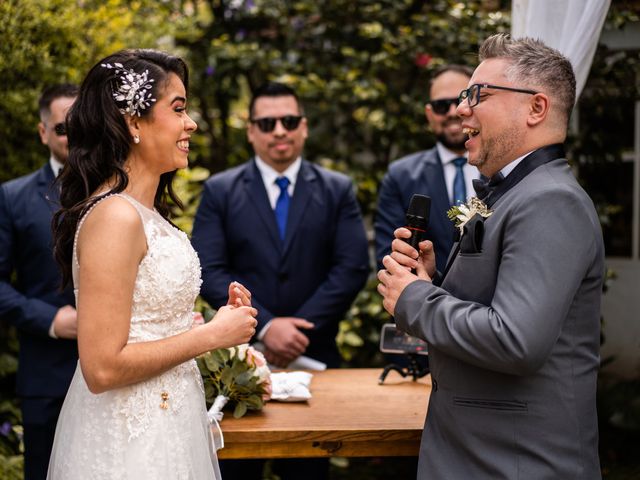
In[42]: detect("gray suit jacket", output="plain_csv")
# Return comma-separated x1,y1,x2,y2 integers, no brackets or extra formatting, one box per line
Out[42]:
396,157,604,479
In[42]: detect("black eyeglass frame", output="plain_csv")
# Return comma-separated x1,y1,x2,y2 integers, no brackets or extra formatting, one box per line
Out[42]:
427,97,459,115
249,115,304,133
53,123,67,136
458,84,539,108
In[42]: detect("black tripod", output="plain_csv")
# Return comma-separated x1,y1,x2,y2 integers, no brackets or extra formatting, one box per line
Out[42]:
378,353,430,384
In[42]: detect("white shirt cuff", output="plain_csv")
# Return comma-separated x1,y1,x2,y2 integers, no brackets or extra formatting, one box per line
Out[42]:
257,320,273,340
49,320,58,339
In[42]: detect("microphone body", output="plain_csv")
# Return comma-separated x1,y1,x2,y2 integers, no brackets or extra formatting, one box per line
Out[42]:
404,194,431,251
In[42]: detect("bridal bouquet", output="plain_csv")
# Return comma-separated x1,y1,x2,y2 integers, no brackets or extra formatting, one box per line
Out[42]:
197,344,272,420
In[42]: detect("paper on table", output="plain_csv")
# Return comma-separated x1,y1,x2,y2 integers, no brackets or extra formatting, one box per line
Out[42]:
252,341,327,371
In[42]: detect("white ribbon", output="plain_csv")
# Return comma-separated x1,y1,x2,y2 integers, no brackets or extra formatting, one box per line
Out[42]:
207,394,228,450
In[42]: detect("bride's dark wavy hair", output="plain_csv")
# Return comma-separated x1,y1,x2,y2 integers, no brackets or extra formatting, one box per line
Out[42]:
53,49,189,288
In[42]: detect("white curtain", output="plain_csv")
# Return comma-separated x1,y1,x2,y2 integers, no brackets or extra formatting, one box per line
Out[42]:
511,0,611,100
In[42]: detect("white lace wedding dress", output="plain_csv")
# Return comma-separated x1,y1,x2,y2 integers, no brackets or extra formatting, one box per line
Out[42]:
47,193,221,480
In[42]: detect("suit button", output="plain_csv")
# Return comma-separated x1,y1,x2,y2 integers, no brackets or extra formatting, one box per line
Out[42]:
432,378,438,391
278,272,288,282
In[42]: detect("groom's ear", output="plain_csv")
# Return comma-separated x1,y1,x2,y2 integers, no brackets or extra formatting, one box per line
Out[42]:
526,93,550,127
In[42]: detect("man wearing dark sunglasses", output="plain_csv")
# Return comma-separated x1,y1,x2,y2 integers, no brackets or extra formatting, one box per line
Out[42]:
375,64,478,274
0,83,79,479
192,82,369,480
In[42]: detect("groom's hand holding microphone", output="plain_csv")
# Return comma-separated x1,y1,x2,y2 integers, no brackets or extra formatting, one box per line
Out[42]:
378,194,435,316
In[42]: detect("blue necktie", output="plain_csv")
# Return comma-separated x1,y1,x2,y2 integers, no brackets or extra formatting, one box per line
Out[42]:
452,157,467,205
274,176,290,240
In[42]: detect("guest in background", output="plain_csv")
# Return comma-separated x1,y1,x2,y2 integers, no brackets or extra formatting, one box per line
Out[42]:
375,64,477,273
0,84,78,480
192,81,369,480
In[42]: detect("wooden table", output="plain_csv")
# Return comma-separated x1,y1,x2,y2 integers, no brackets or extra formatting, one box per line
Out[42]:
217,368,431,459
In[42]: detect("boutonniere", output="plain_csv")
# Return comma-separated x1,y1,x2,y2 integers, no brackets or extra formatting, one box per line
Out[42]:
447,197,493,234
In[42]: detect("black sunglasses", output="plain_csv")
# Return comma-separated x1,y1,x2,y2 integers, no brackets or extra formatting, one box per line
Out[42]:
428,98,458,115
53,123,67,136
250,115,303,133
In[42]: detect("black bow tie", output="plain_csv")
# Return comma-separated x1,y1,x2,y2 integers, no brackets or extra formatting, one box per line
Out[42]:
472,172,504,200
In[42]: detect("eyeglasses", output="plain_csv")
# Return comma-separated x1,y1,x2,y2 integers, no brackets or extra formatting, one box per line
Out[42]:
428,98,458,115
53,123,67,136
458,84,538,108
250,115,303,133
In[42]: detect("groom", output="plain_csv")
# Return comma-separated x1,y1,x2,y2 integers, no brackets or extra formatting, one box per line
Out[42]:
378,34,604,479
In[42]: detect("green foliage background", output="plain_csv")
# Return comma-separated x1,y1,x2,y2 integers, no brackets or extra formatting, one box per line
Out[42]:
1,0,639,478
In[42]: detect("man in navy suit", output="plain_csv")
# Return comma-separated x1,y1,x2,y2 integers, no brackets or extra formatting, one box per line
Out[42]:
375,65,477,272
191,82,369,480
0,84,78,480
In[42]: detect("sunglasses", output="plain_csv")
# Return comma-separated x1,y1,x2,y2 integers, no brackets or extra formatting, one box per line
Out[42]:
250,115,303,133
53,123,67,136
428,98,458,115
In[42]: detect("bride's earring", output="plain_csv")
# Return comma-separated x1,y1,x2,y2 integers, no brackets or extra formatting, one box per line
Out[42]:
133,135,140,144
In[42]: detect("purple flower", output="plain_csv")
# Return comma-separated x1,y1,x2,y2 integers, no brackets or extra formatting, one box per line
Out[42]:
0,421,11,437
292,17,305,31
205,66,216,77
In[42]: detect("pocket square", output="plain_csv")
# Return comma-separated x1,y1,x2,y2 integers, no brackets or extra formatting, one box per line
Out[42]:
459,214,485,254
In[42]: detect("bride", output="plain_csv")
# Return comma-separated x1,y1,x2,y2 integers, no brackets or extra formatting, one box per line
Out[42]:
47,49,257,479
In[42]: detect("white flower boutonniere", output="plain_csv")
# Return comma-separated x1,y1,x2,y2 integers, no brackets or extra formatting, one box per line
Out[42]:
447,197,493,233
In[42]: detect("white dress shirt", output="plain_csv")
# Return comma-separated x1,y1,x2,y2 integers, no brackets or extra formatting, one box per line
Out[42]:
254,156,302,209
50,156,64,178
499,151,533,179
48,156,64,338
252,155,303,339
437,143,479,204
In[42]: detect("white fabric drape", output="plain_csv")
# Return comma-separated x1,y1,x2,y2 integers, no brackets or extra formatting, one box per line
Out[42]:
511,0,611,100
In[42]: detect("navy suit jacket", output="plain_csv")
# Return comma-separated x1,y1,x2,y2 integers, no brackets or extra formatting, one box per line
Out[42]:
0,164,77,398
191,159,369,367
375,147,457,273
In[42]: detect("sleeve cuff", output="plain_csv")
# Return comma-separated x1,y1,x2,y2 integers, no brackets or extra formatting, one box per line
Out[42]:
257,319,273,340
48,320,58,339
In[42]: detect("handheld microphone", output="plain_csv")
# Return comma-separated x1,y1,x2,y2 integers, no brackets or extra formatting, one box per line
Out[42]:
404,194,431,251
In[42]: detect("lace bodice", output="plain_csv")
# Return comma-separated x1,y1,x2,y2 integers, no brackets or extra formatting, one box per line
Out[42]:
73,193,202,340
71,193,204,440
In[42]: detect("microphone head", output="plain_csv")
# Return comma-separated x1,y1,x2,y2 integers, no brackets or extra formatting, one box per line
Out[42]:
406,194,431,228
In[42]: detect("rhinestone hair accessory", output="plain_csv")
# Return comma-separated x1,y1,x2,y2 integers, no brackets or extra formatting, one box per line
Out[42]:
101,62,156,117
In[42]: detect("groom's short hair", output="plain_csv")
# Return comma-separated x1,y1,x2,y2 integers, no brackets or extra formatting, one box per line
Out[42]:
479,33,576,126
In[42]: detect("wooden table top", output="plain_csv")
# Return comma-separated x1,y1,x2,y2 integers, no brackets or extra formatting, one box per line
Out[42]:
218,368,431,459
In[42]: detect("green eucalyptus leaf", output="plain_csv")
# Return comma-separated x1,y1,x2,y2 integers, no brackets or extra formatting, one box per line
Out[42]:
220,367,234,387
235,371,254,386
244,394,263,410
233,401,248,418
203,352,221,372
